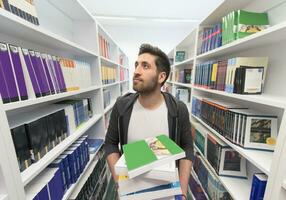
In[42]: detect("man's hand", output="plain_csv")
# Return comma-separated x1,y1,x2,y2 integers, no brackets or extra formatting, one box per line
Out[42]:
106,152,120,182
179,159,192,197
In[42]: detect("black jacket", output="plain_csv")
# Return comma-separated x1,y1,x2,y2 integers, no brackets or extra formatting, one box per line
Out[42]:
104,92,194,160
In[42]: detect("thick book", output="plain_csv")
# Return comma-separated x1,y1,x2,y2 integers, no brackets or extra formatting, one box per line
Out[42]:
123,135,185,178
118,166,179,196
7,44,28,100
87,138,104,154
191,120,207,156
10,124,32,172
120,181,182,200
237,10,269,39
41,53,55,94
250,173,267,200
0,42,19,102
20,48,42,98
115,153,178,182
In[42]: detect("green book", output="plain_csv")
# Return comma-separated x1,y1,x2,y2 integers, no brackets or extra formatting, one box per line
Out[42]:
237,10,269,39
123,134,185,178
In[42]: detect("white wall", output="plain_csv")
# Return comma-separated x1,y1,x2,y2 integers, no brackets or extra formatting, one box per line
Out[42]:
102,25,195,90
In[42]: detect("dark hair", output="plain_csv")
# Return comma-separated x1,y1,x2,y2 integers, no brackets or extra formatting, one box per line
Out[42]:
138,44,170,85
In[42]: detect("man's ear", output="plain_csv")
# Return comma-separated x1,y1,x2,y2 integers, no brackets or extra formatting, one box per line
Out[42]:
158,71,167,84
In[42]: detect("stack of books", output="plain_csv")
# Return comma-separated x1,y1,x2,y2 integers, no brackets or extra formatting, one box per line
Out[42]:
115,135,186,200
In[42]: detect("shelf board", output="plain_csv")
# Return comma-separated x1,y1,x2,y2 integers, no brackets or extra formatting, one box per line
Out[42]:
63,143,103,200
21,114,102,186
120,80,129,84
100,56,119,67
173,57,194,67
282,181,286,190
196,21,286,60
119,64,129,69
0,194,8,200
102,82,119,88
192,114,272,175
47,0,94,21
192,85,286,109
104,101,116,114
194,145,252,200
0,9,97,57
172,82,192,89
3,86,101,112
200,0,251,26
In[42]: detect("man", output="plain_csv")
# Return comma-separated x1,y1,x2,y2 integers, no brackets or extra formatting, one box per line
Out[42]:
105,44,193,199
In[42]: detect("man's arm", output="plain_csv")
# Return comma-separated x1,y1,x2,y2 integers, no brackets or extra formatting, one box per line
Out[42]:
107,152,120,182
179,159,192,198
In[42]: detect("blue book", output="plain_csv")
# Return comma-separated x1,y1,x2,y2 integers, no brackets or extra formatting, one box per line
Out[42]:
57,155,72,189
250,173,267,200
52,56,67,92
37,185,49,200
49,159,67,192
62,150,78,183
71,143,85,172
87,139,104,154
74,140,87,166
68,146,81,174
48,168,65,200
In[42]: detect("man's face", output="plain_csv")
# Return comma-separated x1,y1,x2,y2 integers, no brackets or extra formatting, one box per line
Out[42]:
133,53,162,93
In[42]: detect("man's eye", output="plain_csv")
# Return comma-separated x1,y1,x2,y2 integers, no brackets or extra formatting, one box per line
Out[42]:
143,64,149,69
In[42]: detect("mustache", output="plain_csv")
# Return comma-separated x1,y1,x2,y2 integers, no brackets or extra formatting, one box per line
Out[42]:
133,75,143,81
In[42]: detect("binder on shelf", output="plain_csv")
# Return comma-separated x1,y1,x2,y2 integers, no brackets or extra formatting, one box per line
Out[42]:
0,42,20,103
7,44,28,101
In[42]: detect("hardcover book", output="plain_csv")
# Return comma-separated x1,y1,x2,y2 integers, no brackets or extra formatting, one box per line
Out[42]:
123,135,185,178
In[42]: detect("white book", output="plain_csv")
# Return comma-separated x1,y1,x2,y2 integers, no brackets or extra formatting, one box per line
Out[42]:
118,170,179,196
119,181,182,200
115,154,178,182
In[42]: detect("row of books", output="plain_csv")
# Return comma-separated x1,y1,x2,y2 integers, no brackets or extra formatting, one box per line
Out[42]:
199,23,222,54
198,10,269,54
188,174,208,200
115,135,186,200
222,10,269,45
175,88,191,104
0,42,92,104
0,0,39,25
103,89,111,109
10,98,93,172
120,67,129,81
192,153,232,200
192,120,247,178
99,34,111,59
192,96,278,151
174,68,192,84
71,142,107,200
59,58,92,91
26,135,90,200
101,65,117,85
194,57,268,94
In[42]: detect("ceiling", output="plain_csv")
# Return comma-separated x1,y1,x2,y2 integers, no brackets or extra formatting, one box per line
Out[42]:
80,0,223,28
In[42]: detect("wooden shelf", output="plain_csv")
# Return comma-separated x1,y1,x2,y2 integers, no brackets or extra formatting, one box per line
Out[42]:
21,115,102,185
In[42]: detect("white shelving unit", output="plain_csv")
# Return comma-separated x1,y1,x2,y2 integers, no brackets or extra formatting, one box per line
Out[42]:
0,1,129,199
167,0,286,199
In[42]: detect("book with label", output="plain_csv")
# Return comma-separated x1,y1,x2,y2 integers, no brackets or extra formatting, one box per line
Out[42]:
115,153,178,182
122,135,185,178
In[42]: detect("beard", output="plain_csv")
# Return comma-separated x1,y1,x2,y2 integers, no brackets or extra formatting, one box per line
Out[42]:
133,74,159,94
